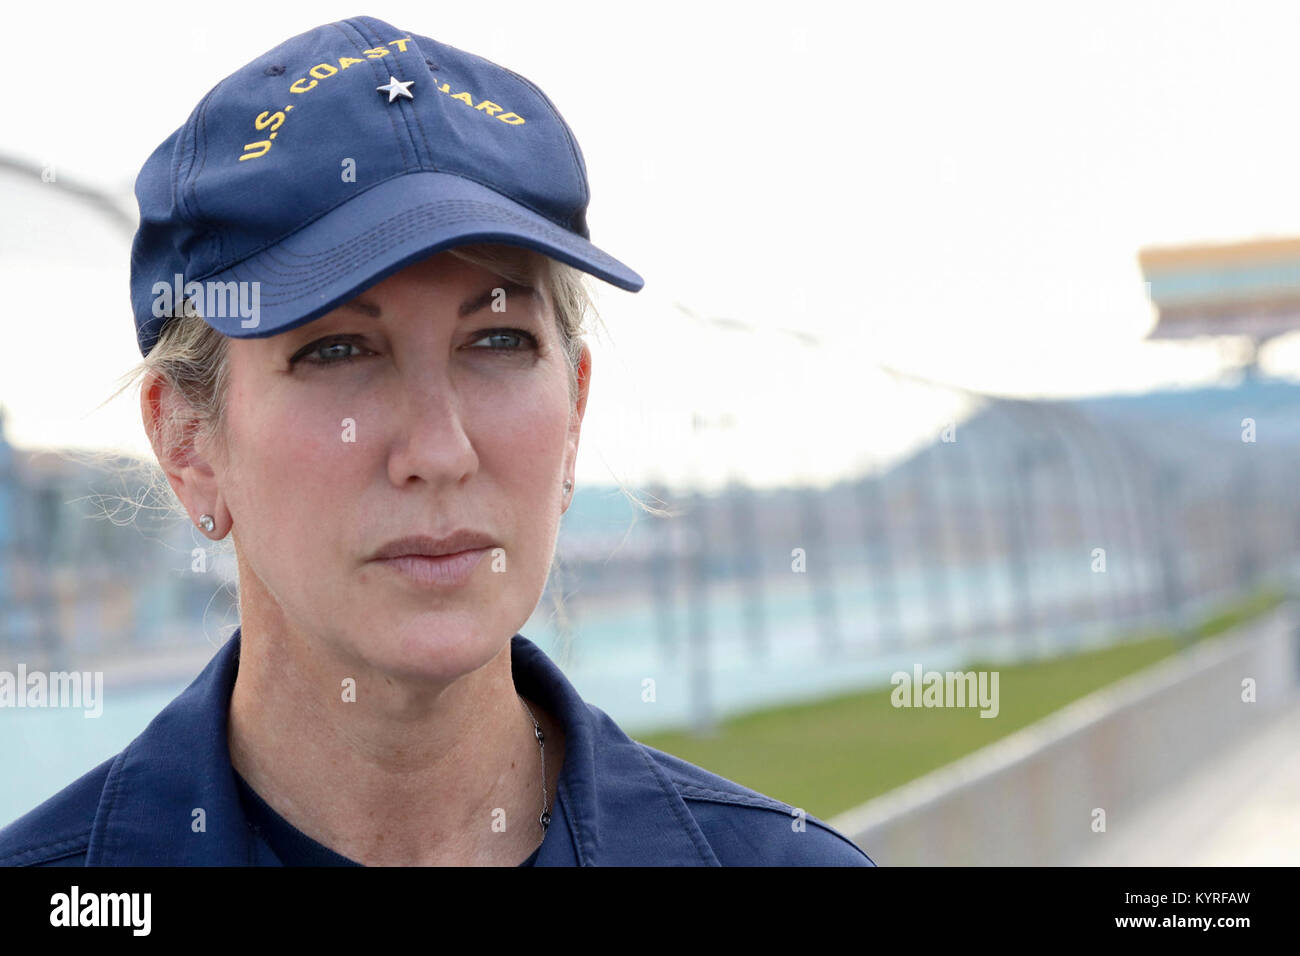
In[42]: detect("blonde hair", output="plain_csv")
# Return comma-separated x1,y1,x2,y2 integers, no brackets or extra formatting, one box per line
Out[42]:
96,245,673,639
115,244,595,474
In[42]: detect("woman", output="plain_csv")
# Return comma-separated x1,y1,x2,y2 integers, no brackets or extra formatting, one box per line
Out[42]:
0,15,873,866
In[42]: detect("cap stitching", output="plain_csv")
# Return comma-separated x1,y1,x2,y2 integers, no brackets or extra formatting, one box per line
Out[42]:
191,80,224,264
188,87,214,219
210,203,627,313
172,97,207,231
408,35,585,231
289,200,611,263
163,25,591,288
332,20,418,171
498,64,590,234
191,168,589,286
187,168,413,281
432,164,582,238
359,24,440,171
231,201,620,302
399,58,439,171
138,17,640,355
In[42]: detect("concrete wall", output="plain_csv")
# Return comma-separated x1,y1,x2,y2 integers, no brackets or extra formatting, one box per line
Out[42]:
829,601,1300,865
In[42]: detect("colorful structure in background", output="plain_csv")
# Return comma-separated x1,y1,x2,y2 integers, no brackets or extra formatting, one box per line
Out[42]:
1140,235,1300,372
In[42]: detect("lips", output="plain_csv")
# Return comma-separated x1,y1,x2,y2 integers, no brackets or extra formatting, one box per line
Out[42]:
368,530,498,561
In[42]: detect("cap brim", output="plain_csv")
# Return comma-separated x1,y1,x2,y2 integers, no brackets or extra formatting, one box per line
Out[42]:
195,170,643,340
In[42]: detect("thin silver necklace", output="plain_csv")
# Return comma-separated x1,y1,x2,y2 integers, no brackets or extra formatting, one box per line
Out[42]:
517,696,551,834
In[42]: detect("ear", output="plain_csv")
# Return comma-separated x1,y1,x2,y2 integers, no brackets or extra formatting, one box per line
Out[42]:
140,369,229,538
562,343,591,513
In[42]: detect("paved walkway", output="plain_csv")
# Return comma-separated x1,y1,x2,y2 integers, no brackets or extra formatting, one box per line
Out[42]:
1077,701,1300,866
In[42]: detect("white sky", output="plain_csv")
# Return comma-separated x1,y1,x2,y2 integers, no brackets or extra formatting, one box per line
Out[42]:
5,0,1300,489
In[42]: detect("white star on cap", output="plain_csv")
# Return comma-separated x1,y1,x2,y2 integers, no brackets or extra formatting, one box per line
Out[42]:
376,76,415,102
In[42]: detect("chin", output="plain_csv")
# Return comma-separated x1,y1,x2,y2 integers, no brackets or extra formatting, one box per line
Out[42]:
365,603,518,683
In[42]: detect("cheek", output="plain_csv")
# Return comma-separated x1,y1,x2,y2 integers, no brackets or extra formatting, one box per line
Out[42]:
474,374,571,492
465,373,570,588
222,358,571,570
223,374,372,555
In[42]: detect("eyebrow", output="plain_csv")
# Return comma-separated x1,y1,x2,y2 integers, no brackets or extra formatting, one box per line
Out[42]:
340,280,542,319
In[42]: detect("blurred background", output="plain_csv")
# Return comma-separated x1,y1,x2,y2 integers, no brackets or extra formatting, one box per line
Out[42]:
2,0,1298,864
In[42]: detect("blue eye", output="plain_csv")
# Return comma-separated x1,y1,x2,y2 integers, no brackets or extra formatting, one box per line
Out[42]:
288,328,538,369
315,342,361,362
469,328,538,351
290,337,368,367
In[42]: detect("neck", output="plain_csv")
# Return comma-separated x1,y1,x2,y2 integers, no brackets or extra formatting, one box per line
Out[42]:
227,608,555,866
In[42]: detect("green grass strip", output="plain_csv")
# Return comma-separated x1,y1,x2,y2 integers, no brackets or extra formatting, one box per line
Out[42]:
634,585,1286,820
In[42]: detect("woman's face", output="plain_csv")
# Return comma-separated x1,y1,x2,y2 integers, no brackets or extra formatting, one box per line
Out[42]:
207,248,587,682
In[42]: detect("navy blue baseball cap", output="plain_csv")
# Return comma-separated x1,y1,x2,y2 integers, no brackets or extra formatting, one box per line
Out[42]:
130,15,644,357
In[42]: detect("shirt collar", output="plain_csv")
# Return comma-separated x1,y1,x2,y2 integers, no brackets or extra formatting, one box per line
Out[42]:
511,634,719,865
88,627,717,865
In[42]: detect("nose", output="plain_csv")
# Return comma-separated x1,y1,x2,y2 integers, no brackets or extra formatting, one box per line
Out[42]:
386,367,480,490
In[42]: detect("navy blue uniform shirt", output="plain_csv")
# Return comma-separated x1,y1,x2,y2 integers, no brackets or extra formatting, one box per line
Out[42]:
0,628,875,866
